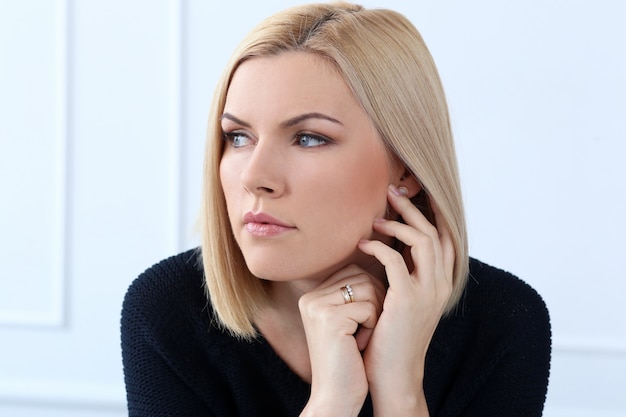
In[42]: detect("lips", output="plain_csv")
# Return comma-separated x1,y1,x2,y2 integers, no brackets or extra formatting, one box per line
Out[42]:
243,212,296,237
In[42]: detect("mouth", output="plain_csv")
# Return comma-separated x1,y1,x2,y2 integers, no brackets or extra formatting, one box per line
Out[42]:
243,212,296,237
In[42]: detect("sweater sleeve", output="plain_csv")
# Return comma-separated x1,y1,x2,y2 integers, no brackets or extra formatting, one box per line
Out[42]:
121,254,216,417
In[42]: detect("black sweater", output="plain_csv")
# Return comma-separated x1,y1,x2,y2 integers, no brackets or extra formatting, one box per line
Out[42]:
121,249,551,416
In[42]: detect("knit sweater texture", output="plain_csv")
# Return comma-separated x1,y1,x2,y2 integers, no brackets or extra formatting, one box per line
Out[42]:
121,249,551,416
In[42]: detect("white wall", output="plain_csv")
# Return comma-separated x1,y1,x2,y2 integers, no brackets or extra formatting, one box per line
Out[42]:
0,1,624,416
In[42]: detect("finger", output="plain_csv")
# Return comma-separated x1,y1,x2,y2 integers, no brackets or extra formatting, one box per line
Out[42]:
387,186,453,285
371,218,439,284
312,265,386,303
354,326,373,351
333,303,378,350
387,185,438,237
300,280,384,316
357,239,412,290
315,264,370,292
342,302,380,332
338,281,384,315
315,265,388,300
372,218,436,252
307,301,380,342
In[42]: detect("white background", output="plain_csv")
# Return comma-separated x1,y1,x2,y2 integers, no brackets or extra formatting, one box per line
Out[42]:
0,1,624,416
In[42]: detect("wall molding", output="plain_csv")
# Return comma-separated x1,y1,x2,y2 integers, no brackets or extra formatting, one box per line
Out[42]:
553,335,626,356
168,0,186,254
543,407,626,417
0,0,70,328
0,378,125,409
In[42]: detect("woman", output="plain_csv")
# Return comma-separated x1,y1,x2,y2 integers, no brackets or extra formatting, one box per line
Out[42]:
121,2,551,416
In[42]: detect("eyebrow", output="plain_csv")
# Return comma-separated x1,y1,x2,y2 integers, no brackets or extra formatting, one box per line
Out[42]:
220,112,343,128
220,113,251,127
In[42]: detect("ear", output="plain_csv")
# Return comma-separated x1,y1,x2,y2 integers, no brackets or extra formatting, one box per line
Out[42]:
396,167,422,198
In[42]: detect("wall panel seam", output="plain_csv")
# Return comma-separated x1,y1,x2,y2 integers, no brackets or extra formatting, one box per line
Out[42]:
0,0,71,327
168,0,186,253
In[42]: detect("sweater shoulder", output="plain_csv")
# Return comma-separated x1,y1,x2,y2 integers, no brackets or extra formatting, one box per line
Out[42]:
457,257,551,346
121,248,209,329
465,258,549,316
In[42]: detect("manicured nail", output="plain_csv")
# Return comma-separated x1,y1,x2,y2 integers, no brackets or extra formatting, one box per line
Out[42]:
389,184,408,196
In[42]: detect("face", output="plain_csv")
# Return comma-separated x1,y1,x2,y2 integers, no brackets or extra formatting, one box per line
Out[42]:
219,52,403,284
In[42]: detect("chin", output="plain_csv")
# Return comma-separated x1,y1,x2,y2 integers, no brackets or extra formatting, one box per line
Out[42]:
240,244,368,283
243,256,302,282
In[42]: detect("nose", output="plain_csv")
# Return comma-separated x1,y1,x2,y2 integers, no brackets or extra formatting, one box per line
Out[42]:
240,139,286,197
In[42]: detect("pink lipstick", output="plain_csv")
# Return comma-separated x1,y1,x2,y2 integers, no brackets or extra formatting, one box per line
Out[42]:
243,212,296,237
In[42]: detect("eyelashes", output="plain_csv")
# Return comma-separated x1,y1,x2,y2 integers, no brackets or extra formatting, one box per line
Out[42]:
294,133,332,148
222,131,333,149
223,132,252,148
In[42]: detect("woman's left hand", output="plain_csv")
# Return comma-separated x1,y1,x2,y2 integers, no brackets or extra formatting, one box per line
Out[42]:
357,185,456,416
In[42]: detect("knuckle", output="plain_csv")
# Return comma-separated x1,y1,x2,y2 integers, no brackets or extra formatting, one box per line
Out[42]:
345,264,364,275
410,243,435,262
298,293,323,315
360,284,378,303
365,302,378,319
420,221,438,237
317,307,336,322
298,292,312,308
384,249,405,266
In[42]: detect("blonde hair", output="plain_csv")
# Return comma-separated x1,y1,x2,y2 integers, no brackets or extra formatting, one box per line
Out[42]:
201,2,469,338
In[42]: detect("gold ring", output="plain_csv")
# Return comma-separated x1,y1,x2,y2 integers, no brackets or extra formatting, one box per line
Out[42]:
340,284,354,304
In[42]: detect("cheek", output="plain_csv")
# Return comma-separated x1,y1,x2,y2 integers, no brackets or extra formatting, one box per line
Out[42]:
220,149,243,183
219,158,239,211
352,151,391,204
327,151,392,221
219,157,231,189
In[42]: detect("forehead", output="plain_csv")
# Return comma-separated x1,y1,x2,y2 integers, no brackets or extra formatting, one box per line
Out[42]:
223,52,361,118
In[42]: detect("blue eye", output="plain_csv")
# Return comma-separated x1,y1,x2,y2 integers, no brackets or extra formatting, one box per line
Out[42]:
224,132,252,148
296,133,330,148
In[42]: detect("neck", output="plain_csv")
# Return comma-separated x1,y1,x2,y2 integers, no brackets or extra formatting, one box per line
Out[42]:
259,255,387,327
254,257,387,384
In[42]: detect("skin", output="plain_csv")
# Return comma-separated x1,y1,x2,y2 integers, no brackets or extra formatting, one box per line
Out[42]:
219,52,455,417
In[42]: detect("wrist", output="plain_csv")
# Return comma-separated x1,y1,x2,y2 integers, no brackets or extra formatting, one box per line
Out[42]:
370,379,429,417
300,402,361,417
373,396,429,417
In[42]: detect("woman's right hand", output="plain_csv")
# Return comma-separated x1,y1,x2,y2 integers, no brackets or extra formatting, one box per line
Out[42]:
298,265,385,417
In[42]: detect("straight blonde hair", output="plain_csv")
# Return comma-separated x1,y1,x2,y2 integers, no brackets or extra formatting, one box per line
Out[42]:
201,2,469,338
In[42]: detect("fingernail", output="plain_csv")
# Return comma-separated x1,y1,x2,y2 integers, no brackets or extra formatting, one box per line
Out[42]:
374,217,387,223
389,184,408,196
